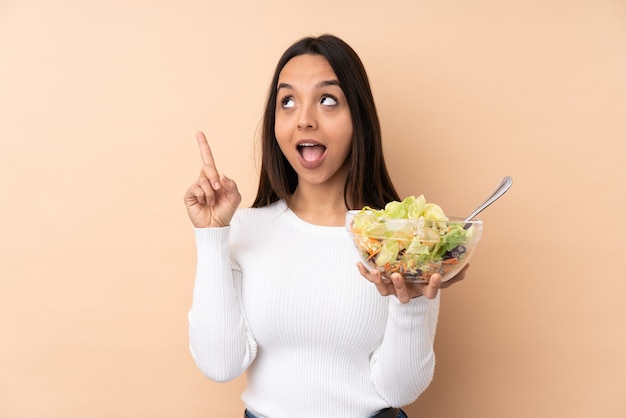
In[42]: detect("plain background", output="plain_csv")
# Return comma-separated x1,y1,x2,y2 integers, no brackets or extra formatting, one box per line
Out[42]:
1,0,625,417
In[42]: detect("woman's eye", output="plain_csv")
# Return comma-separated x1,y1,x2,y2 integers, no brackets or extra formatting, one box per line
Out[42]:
281,97,295,109
320,95,337,106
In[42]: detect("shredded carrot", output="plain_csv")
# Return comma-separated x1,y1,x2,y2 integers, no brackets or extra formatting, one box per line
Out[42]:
389,263,402,272
366,246,382,260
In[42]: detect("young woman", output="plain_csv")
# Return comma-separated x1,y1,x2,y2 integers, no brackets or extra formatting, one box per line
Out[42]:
184,34,467,418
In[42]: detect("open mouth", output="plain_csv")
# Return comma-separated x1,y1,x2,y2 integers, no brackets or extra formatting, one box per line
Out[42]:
297,143,327,162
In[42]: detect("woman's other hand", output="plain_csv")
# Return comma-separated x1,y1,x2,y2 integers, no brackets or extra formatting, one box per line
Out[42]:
184,131,241,228
357,263,469,303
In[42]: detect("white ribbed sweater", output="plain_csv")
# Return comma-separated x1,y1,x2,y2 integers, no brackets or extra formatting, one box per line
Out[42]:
188,200,440,418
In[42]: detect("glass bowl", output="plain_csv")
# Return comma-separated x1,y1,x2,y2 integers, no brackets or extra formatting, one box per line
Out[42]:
346,210,483,283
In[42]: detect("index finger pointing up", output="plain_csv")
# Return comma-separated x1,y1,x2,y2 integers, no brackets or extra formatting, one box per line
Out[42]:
196,131,216,167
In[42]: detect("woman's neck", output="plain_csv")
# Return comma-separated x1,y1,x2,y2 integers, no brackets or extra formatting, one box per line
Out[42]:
289,183,348,226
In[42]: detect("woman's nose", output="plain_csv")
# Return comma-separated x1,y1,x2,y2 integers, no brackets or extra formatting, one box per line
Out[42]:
297,105,317,129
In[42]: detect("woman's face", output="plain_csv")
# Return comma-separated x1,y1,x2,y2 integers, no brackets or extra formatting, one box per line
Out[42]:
274,54,353,189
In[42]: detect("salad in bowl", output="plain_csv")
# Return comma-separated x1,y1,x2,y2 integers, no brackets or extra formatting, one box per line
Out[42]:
346,195,482,283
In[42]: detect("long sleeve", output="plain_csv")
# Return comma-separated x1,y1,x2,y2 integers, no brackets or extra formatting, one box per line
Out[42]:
370,294,440,406
187,227,257,382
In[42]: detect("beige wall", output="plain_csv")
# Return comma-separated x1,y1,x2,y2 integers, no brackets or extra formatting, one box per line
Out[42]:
1,0,625,417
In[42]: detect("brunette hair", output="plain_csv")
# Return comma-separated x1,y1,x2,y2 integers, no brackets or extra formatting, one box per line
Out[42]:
252,34,399,210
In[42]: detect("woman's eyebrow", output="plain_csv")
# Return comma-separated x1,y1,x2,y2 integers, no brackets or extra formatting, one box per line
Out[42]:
317,79,340,88
276,80,341,91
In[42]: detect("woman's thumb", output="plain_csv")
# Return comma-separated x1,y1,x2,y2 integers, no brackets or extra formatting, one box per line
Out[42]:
220,174,241,201
220,174,236,189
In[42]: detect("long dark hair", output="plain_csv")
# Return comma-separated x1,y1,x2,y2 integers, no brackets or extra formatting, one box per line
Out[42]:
252,34,399,210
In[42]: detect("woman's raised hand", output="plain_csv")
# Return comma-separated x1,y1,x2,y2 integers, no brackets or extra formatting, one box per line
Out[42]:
184,132,241,228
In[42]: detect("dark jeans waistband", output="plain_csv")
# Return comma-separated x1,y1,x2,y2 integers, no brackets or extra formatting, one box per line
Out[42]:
244,407,407,418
